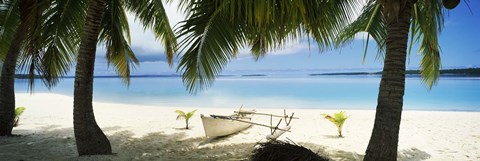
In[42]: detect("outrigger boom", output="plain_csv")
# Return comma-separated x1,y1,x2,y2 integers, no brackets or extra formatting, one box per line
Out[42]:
234,111,299,119
211,115,291,132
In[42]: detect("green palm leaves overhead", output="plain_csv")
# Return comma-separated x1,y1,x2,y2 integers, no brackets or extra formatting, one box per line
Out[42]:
0,1,19,60
1,0,87,135
95,0,177,85
125,0,176,65
0,0,87,89
337,0,445,89
336,2,387,63
23,0,87,89
99,0,137,85
176,0,363,93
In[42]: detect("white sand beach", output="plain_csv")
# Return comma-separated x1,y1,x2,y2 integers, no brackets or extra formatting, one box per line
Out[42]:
1,93,479,161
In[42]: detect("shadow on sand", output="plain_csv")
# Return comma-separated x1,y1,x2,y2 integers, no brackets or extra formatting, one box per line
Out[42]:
0,126,430,161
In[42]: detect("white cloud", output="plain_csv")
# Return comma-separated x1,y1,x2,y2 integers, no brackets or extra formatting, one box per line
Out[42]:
354,32,374,40
267,42,312,55
235,38,315,59
127,2,185,55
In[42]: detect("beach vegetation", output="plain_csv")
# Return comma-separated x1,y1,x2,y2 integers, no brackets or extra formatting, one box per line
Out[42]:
13,107,25,127
175,109,197,129
321,111,349,137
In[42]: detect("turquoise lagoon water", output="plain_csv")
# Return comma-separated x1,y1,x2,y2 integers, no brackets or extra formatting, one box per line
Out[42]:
14,75,480,111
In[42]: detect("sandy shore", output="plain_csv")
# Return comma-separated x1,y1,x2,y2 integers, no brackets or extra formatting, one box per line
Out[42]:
0,93,479,160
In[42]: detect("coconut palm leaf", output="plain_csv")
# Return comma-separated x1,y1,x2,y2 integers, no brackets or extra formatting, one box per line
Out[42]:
337,0,445,89
99,0,138,85
185,109,197,118
177,0,363,93
17,0,87,90
176,0,247,93
13,106,25,127
0,0,19,61
411,1,444,88
175,110,186,120
336,1,387,63
125,0,177,66
4,0,50,91
14,106,25,116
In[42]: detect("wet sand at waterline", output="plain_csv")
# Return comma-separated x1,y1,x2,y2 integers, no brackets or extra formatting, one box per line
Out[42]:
1,93,479,160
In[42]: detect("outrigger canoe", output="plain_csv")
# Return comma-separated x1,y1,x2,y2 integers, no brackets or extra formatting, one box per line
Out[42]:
200,114,252,137
201,109,296,139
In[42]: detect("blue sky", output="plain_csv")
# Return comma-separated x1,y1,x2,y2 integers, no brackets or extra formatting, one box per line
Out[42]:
92,2,480,75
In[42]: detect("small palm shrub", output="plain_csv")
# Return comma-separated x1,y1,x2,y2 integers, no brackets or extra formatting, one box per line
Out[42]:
321,111,349,137
175,109,197,129
13,107,26,127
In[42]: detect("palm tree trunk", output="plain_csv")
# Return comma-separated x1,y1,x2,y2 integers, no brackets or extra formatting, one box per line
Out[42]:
364,1,414,161
0,26,25,136
0,0,31,136
73,0,111,155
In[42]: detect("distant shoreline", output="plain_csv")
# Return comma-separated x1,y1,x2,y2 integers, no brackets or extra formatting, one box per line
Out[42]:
13,67,480,78
309,68,480,76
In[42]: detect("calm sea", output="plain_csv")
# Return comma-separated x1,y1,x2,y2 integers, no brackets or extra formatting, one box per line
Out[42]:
14,75,480,111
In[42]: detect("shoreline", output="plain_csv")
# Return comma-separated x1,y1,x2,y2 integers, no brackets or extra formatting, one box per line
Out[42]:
1,93,479,160
15,92,480,112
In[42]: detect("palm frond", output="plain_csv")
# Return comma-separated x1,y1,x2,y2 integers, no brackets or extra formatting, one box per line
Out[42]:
14,106,25,116
186,109,197,119
174,110,186,120
125,0,177,66
15,0,50,91
305,0,365,52
177,0,364,93
99,0,138,85
18,0,87,90
412,1,444,89
336,1,387,63
322,111,349,137
13,106,26,127
0,0,19,61
176,1,246,93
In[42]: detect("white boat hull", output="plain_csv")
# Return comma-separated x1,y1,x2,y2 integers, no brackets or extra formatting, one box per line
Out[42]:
201,115,252,137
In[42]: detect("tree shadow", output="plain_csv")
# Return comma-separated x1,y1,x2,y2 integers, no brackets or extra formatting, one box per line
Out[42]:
0,126,78,161
322,135,343,139
398,148,431,161
301,142,431,161
301,142,364,161
1,126,255,161
1,126,431,161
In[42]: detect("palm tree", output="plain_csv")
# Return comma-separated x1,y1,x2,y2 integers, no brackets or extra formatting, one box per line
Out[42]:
73,0,175,155
0,0,84,136
177,1,458,160
336,1,457,160
0,0,27,135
